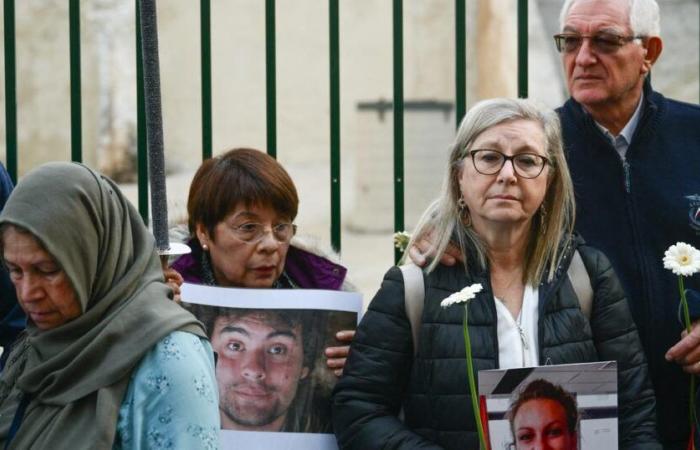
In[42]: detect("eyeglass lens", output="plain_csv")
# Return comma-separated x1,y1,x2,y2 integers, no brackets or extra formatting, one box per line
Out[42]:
554,33,634,54
471,150,546,178
233,223,295,243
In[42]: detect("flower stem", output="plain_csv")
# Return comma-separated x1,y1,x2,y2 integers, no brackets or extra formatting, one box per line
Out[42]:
679,276,698,447
463,305,487,450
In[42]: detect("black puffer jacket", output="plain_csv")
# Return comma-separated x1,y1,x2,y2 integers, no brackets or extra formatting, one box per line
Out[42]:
332,238,660,449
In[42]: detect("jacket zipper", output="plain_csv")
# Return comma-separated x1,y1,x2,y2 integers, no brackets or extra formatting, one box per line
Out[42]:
622,161,631,193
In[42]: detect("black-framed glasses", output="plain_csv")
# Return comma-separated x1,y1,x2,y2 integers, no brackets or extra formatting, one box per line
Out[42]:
553,32,643,54
231,222,297,244
468,149,549,179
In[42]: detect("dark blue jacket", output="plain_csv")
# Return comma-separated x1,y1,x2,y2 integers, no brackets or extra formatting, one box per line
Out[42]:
0,163,24,353
558,80,700,449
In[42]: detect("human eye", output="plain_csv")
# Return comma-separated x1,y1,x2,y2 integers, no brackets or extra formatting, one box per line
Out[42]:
593,32,623,50
268,344,289,356
562,34,582,51
546,426,564,437
475,150,502,164
273,223,294,240
226,341,244,353
515,154,540,168
234,223,262,240
517,431,534,442
4,264,21,280
37,265,61,276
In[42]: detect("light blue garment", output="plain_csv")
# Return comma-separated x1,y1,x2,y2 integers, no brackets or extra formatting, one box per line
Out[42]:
113,331,220,450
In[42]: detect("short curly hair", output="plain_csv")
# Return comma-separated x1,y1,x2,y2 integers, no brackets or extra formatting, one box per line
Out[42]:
506,378,579,438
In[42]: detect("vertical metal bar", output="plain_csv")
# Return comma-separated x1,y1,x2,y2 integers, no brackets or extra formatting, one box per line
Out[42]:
201,0,212,160
69,0,82,162
455,0,466,128
265,0,277,158
3,0,17,183
517,0,528,98
136,0,149,224
329,0,341,253
393,0,404,264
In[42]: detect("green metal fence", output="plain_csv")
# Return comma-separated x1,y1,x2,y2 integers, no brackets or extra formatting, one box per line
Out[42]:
0,0,517,260
3,0,642,261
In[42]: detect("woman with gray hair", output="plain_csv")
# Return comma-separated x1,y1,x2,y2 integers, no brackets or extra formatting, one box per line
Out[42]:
332,98,659,449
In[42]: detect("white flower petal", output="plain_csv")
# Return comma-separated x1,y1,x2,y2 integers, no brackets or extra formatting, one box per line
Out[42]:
440,283,483,308
664,242,700,277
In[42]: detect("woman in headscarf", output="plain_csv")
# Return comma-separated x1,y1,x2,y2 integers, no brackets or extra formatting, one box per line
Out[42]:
0,162,219,449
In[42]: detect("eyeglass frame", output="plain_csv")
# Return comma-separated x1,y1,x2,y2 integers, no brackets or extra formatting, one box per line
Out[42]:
230,222,298,244
466,149,550,179
553,32,644,54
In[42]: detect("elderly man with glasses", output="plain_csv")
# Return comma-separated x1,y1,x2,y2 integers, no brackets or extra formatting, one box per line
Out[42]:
556,0,700,448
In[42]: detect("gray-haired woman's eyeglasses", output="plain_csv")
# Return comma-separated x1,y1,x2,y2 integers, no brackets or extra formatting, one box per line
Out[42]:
467,149,550,179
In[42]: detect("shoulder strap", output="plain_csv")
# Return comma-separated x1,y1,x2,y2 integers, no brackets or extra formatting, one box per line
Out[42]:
399,264,425,356
567,249,593,320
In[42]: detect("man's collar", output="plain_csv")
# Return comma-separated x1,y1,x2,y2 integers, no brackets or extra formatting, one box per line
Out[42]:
593,91,644,144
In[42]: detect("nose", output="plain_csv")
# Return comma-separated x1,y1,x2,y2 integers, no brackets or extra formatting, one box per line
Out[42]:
496,159,517,183
574,38,597,66
241,348,266,380
16,273,44,304
257,228,281,252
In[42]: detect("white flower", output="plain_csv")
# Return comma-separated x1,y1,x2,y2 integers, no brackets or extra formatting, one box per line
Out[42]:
441,283,483,308
663,242,700,277
393,231,411,252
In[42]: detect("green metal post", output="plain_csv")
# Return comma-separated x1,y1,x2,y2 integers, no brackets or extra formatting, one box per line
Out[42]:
265,0,277,158
455,0,466,128
3,0,17,183
136,0,149,224
201,0,212,160
393,0,404,263
69,0,82,162
329,0,341,253
517,0,528,98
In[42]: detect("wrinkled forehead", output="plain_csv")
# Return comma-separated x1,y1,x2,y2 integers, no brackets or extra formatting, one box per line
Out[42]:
564,0,631,33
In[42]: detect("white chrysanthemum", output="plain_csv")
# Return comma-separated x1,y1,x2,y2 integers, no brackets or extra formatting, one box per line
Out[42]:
663,242,700,276
441,283,483,308
393,231,411,251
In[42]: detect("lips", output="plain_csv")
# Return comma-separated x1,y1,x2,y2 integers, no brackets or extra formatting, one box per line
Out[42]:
252,265,276,276
490,194,518,201
234,384,271,397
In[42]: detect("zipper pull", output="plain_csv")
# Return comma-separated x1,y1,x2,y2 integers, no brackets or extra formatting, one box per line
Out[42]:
622,161,631,193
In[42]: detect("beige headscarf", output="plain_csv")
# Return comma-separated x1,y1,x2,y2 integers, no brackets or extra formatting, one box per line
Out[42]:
0,162,206,449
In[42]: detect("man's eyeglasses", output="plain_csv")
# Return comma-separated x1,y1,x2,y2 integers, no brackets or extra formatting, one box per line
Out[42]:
553,32,643,54
231,222,297,244
468,149,549,179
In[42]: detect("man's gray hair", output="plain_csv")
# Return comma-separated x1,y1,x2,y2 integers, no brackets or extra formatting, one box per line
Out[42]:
559,0,660,37
402,98,575,285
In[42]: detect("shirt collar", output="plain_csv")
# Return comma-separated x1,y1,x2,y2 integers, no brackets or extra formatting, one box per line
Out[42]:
594,91,644,146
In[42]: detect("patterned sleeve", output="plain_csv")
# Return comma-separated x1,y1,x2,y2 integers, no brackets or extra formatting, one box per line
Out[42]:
114,331,221,450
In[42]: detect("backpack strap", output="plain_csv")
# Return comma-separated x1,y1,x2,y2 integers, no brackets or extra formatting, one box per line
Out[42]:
399,264,425,356
567,249,593,320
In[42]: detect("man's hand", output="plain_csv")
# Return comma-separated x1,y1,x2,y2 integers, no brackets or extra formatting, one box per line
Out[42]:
407,228,463,268
665,319,700,374
163,267,184,303
325,330,355,377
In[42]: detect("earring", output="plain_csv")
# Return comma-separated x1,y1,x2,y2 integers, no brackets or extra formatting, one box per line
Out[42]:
457,196,472,227
201,241,209,251
457,195,467,210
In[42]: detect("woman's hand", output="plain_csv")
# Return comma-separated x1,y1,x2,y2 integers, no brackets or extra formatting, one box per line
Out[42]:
163,267,184,303
325,329,355,377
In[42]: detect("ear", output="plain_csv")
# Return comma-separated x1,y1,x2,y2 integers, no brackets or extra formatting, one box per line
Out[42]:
641,37,663,74
195,222,211,247
300,366,310,380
